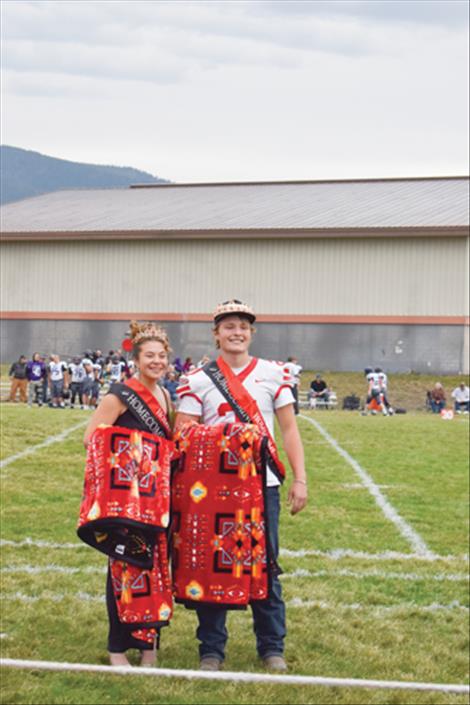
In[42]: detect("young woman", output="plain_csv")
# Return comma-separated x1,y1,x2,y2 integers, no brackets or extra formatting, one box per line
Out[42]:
83,321,173,667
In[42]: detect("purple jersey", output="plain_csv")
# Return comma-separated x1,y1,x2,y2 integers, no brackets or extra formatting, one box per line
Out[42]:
26,360,46,381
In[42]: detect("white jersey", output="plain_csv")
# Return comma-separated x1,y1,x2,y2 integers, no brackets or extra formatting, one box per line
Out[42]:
177,357,295,487
285,362,302,385
49,361,67,382
109,361,126,382
81,358,95,379
68,363,86,384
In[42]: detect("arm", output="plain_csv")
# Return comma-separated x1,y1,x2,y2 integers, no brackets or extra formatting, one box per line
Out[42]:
83,394,126,447
275,404,307,515
174,411,200,431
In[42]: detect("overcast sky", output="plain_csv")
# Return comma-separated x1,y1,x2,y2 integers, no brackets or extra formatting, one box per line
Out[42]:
1,0,469,182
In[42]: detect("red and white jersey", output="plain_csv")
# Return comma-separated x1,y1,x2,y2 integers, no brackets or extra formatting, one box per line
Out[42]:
177,357,295,487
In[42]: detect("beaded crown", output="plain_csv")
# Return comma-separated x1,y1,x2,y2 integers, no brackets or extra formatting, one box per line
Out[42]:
213,299,256,324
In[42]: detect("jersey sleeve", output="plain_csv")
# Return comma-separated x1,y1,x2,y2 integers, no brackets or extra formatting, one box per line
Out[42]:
266,361,295,410
176,370,206,416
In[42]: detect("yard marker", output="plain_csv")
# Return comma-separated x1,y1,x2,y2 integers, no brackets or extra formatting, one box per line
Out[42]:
299,415,433,556
0,421,87,474
1,659,468,694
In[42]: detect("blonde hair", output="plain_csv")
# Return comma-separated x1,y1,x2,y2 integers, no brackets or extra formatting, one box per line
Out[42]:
129,320,172,358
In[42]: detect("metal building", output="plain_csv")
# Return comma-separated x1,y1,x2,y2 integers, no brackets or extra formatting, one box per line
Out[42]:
1,177,469,372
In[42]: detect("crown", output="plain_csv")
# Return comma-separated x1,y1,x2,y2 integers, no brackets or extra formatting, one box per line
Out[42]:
130,321,169,346
213,299,256,324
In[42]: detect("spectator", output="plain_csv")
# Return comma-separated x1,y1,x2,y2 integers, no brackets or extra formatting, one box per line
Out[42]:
8,355,28,403
374,367,394,415
285,356,302,415
107,354,126,384
162,370,179,402
183,357,193,373
430,383,446,413
173,357,184,375
26,353,47,407
197,355,210,368
68,356,86,409
309,374,330,409
48,354,68,408
81,354,95,409
451,382,469,414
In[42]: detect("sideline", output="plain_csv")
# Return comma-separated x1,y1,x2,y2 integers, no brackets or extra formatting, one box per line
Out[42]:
1,658,468,694
0,421,87,474
299,414,433,557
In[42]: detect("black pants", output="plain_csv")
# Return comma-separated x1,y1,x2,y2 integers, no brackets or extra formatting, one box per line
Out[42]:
70,382,83,406
106,565,154,652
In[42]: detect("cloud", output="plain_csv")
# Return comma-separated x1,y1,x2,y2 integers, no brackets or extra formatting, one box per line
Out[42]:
5,0,464,90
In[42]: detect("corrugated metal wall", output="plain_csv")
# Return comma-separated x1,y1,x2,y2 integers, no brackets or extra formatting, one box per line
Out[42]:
1,236,468,316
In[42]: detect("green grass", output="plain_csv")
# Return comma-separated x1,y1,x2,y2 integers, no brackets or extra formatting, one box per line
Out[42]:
1,404,469,704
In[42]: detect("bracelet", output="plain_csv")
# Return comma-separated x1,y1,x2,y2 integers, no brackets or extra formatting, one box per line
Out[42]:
293,479,307,485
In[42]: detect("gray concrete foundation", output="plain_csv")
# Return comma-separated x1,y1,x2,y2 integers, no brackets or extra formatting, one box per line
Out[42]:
1,319,467,374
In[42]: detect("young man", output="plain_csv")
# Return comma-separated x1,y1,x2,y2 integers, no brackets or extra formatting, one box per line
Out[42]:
26,353,47,407
175,299,307,673
285,357,302,415
48,354,68,408
8,355,28,403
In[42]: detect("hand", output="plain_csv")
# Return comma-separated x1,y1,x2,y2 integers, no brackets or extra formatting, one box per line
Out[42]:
287,480,308,515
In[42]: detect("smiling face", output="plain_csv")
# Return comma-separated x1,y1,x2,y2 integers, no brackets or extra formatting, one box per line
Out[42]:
136,340,169,381
213,315,253,354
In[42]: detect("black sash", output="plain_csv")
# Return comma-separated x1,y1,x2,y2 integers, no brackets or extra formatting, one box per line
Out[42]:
109,383,170,439
202,359,285,483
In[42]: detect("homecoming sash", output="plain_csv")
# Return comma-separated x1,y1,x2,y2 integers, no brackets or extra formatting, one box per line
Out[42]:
203,357,286,483
110,377,172,440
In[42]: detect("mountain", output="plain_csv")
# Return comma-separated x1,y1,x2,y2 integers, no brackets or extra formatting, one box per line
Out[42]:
0,145,169,205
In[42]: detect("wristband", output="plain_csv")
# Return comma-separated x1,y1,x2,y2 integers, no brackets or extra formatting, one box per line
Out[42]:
293,479,307,485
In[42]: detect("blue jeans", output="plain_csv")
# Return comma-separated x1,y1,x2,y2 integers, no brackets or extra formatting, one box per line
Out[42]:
195,486,286,662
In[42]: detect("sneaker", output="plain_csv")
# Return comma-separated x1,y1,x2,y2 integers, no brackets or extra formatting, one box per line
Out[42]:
263,655,287,672
199,657,222,671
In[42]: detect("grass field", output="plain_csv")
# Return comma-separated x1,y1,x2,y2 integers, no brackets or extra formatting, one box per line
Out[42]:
0,401,469,705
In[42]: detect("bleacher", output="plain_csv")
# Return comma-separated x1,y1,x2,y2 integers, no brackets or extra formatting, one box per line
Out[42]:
298,390,338,410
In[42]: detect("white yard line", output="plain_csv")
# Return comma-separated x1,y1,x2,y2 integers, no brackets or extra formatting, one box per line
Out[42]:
2,592,468,616
2,565,106,575
1,659,468,694
0,421,87,475
0,538,86,549
299,414,433,557
286,597,469,614
2,564,467,583
2,538,468,564
280,547,468,562
282,568,468,583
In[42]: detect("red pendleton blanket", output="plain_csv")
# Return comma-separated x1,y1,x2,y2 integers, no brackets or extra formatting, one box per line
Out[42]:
77,425,173,568
171,422,271,608
110,532,173,641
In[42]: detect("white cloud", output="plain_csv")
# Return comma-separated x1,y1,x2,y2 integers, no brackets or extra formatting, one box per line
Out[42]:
1,0,468,181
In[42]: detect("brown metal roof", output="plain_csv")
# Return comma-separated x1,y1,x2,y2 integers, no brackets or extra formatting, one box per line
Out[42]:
1,177,468,237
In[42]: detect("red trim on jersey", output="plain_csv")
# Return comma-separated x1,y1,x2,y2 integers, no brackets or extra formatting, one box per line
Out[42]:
275,384,294,401
237,357,258,383
179,392,203,406
176,385,191,395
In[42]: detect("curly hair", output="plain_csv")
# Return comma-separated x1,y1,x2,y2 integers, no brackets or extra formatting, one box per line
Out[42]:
128,320,172,359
